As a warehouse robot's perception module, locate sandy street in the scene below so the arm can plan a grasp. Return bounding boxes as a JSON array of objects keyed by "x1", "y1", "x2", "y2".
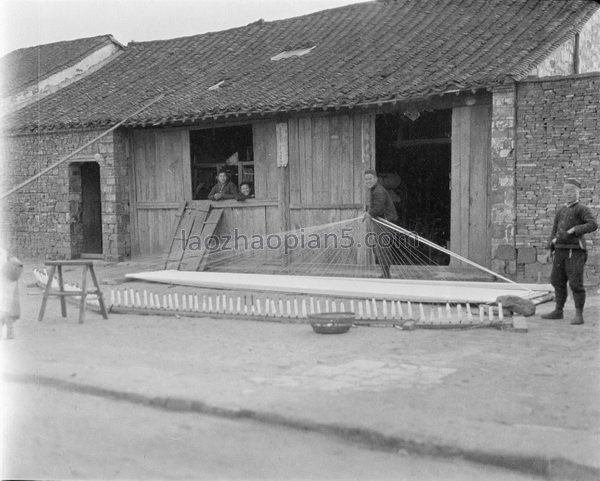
[
  {"x1": 1, "y1": 272, "x2": 598, "y2": 479},
  {"x1": 2, "y1": 382, "x2": 541, "y2": 481}
]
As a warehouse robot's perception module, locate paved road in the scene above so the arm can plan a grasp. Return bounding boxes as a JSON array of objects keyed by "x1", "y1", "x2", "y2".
[{"x1": 2, "y1": 383, "x2": 540, "y2": 480}]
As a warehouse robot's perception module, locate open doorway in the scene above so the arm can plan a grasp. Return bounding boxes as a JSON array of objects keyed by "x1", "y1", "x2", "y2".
[
  {"x1": 375, "y1": 110, "x2": 451, "y2": 264},
  {"x1": 80, "y1": 162, "x2": 103, "y2": 255},
  {"x1": 70, "y1": 162, "x2": 103, "y2": 258},
  {"x1": 189, "y1": 125, "x2": 254, "y2": 200}
]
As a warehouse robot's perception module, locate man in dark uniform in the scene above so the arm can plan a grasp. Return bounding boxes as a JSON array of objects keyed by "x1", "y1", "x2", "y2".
[
  {"x1": 542, "y1": 178, "x2": 598, "y2": 325},
  {"x1": 363, "y1": 169, "x2": 398, "y2": 278}
]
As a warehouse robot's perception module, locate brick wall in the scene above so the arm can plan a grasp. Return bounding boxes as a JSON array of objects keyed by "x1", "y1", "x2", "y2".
[
  {"x1": 0, "y1": 128, "x2": 131, "y2": 260},
  {"x1": 515, "y1": 73, "x2": 600, "y2": 283}
]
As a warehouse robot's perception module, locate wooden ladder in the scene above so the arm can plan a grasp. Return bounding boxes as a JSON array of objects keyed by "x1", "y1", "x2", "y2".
[{"x1": 164, "y1": 202, "x2": 223, "y2": 271}]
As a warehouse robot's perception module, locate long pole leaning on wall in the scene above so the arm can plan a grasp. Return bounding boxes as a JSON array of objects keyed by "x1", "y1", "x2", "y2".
[{"x1": 0, "y1": 93, "x2": 165, "y2": 200}]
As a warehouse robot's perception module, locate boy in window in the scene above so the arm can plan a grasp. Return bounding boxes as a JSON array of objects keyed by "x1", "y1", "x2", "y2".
[
  {"x1": 236, "y1": 182, "x2": 254, "y2": 201},
  {"x1": 208, "y1": 170, "x2": 237, "y2": 201}
]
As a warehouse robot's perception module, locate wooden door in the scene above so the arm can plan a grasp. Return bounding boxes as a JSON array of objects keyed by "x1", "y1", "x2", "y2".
[
  {"x1": 450, "y1": 104, "x2": 492, "y2": 266},
  {"x1": 81, "y1": 162, "x2": 102, "y2": 254},
  {"x1": 131, "y1": 129, "x2": 191, "y2": 255}
]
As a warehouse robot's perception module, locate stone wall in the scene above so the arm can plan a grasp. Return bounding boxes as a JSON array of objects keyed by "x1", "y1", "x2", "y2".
[
  {"x1": 491, "y1": 73, "x2": 600, "y2": 284},
  {"x1": 0, "y1": 128, "x2": 131, "y2": 260}
]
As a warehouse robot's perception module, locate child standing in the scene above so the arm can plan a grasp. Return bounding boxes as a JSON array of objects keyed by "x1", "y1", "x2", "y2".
[{"x1": 1, "y1": 248, "x2": 23, "y2": 339}]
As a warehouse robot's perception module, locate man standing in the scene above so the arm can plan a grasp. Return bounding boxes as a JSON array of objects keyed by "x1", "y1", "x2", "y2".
[
  {"x1": 364, "y1": 169, "x2": 398, "y2": 278},
  {"x1": 542, "y1": 179, "x2": 597, "y2": 325}
]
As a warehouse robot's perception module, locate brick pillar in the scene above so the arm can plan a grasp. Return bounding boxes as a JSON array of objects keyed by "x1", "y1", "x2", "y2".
[
  {"x1": 113, "y1": 129, "x2": 131, "y2": 260},
  {"x1": 96, "y1": 135, "x2": 119, "y2": 261},
  {"x1": 490, "y1": 84, "x2": 517, "y2": 276}
]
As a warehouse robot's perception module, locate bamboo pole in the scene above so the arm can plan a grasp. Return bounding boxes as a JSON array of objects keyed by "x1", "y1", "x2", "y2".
[
  {"x1": 373, "y1": 217, "x2": 530, "y2": 290},
  {"x1": 1, "y1": 94, "x2": 165, "y2": 200}
]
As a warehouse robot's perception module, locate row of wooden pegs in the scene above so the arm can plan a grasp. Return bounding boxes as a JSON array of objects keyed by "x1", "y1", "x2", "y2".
[
  {"x1": 32, "y1": 269, "x2": 505, "y2": 324},
  {"x1": 109, "y1": 287, "x2": 504, "y2": 323}
]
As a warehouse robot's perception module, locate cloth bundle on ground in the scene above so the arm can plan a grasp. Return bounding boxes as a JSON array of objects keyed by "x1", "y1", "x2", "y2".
[{"x1": 495, "y1": 295, "x2": 536, "y2": 317}]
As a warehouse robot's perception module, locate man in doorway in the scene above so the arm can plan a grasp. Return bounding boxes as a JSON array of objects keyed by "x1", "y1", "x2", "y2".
[
  {"x1": 363, "y1": 169, "x2": 398, "y2": 278},
  {"x1": 208, "y1": 169, "x2": 237, "y2": 201},
  {"x1": 542, "y1": 178, "x2": 597, "y2": 325}
]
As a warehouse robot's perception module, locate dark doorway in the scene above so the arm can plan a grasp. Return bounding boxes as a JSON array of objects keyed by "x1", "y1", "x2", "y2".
[
  {"x1": 80, "y1": 162, "x2": 103, "y2": 254},
  {"x1": 375, "y1": 110, "x2": 452, "y2": 264}
]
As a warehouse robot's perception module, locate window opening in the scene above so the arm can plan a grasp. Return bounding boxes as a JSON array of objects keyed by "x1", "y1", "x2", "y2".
[{"x1": 189, "y1": 125, "x2": 254, "y2": 200}]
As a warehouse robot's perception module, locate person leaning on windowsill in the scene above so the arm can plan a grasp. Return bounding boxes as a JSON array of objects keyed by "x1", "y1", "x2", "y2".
[
  {"x1": 236, "y1": 182, "x2": 254, "y2": 202},
  {"x1": 208, "y1": 170, "x2": 238, "y2": 201},
  {"x1": 541, "y1": 178, "x2": 598, "y2": 325}
]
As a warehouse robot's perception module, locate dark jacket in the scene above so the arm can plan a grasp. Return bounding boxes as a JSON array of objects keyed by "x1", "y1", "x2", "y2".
[
  {"x1": 547, "y1": 201, "x2": 597, "y2": 250},
  {"x1": 208, "y1": 181, "x2": 237, "y2": 200},
  {"x1": 236, "y1": 193, "x2": 254, "y2": 202},
  {"x1": 367, "y1": 182, "x2": 398, "y2": 222}
]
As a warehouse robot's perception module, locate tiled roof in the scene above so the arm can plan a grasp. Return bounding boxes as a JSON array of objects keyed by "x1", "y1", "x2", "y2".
[
  {"x1": 4, "y1": 0, "x2": 599, "y2": 132},
  {"x1": 1, "y1": 34, "x2": 121, "y2": 96}
]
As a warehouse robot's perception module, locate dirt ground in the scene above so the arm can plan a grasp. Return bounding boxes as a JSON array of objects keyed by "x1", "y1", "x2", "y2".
[
  {"x1": 3, "y1": 383, "x2": 542, "y2": 480},
  {"x1": 1, "y1": 265, "x2": 599, "y2": 480}
]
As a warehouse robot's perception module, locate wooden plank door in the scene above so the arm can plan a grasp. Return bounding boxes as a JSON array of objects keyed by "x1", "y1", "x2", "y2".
[
  {"x1": 131, "y1": 129, "x2": 191, "y2": 255},
  {"x1": 450, "y1": 104, "x2": 492, "y2": 267}
]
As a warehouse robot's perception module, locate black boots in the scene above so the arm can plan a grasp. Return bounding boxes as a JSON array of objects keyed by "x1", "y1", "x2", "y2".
[
  {"x1": 541, "y1": 309, "x2": 563, "y2": 320},
  {"x1": 571, "y1": 309, "x2": 584, "y2": 325},
  {"x1": 541, "y1": 308, "x2": 585, "y2": 324}
]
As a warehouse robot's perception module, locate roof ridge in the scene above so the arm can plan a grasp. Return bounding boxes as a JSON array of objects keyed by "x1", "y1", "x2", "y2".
[
  {"x1": 126, "y1": 1, "x2": 376, "y2": 48},
  {"x1": 4, "y1": 0, "x2": 599, "y2": 132},
  {"x1": 508, "y1": 1, "x2": 600, "y2": 80},
  {"x1": 2, "y1": 34, "x2": 117, "y2": 58},
  {"x1": 1, "y1": 34, "x2": 124, "y2": 98}
]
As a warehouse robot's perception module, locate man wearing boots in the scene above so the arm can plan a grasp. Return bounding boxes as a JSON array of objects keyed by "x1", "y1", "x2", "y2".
[{"x1": 542, "y1": 179, "x2": 597, "y2": 325}]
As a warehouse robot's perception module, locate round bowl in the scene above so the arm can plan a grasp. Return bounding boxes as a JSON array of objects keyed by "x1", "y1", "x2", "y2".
[{"x1": 308, "y1": 311, "x2": 355, "y2": 335}]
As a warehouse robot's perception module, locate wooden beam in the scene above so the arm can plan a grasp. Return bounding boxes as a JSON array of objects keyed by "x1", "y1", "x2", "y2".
[
  {"x1": 181, "y1": 130, "x2": 192, "y2": 201},
  {"x1": 136, "y1": 202, "x2": 182, "y2": 209},
  {"x1": 127, "y1": 130, "x2": 140, "y2": 257},
  {"x1": 393, "y1": 138, "x2": 451, "y2": 148},
  {"x1": 1, "y1": 94, "x2": 164, "y2": 200},
  {"x1": 290, "y1": 203, "x2": 363, "y2": 210},
  {"x1": 277, "y1": 122, "x2": 291, "y2": 234},
  {"x1": 125, "y1": 270, "x2": 543, "y2": 305}
]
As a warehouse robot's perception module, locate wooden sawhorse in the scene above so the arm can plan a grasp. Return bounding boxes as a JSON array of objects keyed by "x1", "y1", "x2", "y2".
[{"x1": 37, "y1": 260, "x2": 109, "y2": 324}]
